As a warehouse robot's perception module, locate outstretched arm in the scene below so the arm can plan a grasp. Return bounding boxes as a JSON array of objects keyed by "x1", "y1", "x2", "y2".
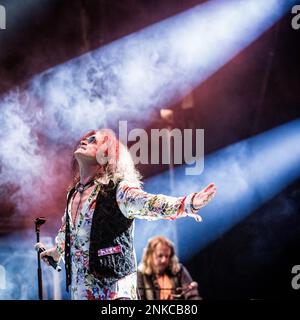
[{"x1": 116, "y1": 181, "x2": 216, "y2": 222}]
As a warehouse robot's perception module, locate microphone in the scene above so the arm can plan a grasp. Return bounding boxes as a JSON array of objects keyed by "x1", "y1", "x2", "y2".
[{"x1": 35, "y1": 243, "x2": 62, "y2": 272}]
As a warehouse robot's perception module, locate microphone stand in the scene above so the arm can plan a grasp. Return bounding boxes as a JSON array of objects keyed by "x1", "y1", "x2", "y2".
[{"x1": 35, "y1": 217, "x2": 46, "y2": 300}]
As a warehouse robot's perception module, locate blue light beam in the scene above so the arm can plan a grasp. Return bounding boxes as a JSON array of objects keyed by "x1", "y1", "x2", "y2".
[
  {"x1": 1, "y1": 0, "x2": 295, "y2": 141},
  {"x1": 135, "y1": 119, "x2": 300, "y2": 261}
]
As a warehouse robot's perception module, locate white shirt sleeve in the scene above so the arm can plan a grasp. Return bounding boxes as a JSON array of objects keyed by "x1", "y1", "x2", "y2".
[{"x1": 116, "y1": 180, "x2": 201, "y2": 221}]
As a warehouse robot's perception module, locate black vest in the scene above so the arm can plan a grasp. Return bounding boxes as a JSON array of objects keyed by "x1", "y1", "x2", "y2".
[{"x1": 64, "y1": 180, "x2": 136, "y2": 291}]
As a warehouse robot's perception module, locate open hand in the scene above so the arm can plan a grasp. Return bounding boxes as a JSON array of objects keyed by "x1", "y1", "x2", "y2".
[{"x1": 192, "y1": 183, "x2": 217, "y2": 221}]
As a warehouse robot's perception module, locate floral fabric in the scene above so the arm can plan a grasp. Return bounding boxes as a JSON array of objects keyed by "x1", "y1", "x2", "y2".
[{"x1": 55, "y1": 180, "x2": 200, "y2": 300}]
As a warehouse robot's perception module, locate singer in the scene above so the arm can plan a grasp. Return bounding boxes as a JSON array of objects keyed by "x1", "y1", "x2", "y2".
[
  {"x1": 39, "y1": 128, "x2": 216, "y2": 300},
  {"x1": 137, "y1": 236, "x2": 201, "y2": 300}
]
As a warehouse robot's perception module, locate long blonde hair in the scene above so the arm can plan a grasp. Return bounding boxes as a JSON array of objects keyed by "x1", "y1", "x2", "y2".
[
  {"x1": 139, "y1": 236, "x2": 181, "y2": 276},
  {"x1": 70, "y1": 128, "x2": 142, "y2": 189}
]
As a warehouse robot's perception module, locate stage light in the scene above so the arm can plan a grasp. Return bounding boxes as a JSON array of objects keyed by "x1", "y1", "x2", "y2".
[
  {"x1": 26, "y1": 0, "x2": 296, "y2": 139},
  {"x1": 1, "y1": 0, "x2": 296, "y2": 140},
  {"x1": 135, "y1": 119, "x2": 300, "y2": 261}
]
